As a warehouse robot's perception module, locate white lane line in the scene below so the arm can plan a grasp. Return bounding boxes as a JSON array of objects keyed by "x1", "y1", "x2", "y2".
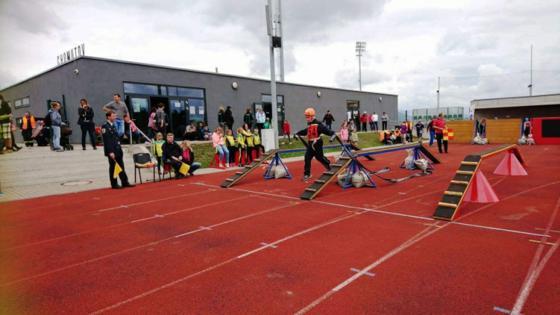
[
  {"x1": 350, "y1": 268, "x2": 375, "y2": 277},
  {"x1": 510, "y1": 196, "x2": 560, "y2": 315},
  {"x1": 535, "y1": 227, "x2": 560, "y2": 234},
  {"x1": 97, "y1": 189, "x2": 213, "y2": 212},
  {"x1": 450, "y1": 222, "x2": 550, "y2": 238},
  {"x1": 260, "y1": 242, "x2": 278, "y2": 249},
  {"x1": 2, "y1": 198, "x2": 295, "y2": 287},
  {"x1": 494, "y1": 306, "x2": 513, "y2": 314}
]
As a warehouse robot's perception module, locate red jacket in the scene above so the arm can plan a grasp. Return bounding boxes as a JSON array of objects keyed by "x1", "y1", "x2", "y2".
[
  {"x1": 283, "y1": 121, "x2": 291, "y2": 134},
  {"x1": 360, "y1": 114, "x2": 368, "y2": 123},
  {"x1": 432, "y1": 118, "x2": 446, "y2": 134}
]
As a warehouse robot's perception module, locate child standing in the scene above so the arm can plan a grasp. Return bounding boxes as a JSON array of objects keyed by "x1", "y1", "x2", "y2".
[
  {"x1": 282, "y1": 120, "x2": 292, "y2": 144},
  {"x1": 236, "y1": 127, "x2": 247, "y2": 166},
  {"x1": 152, "y1": 132, "x2": 165, "y2": 174},
  {"x1": 241, "y1": 123, "x2": 254, "y2": 162},
  {"x1": 339, "y1": 120, "x2": 349, "y2": 143},
  {"x1": 180, "y1": 140, "x2": 201, "y2": 175},
  {"x1": 253, "y1": 128, "x2": 264, "y2": 158},
  {"x1": 211, "y1": 127, "x2": 230, "y2": 168}
]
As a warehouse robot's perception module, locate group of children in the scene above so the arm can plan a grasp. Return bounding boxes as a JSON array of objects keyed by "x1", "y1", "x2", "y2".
[
  {"x1": 152, "y1": 132, "x2": 201, "y2": 178},
  {"x1": 212, "y1": 125, "x2": 265, "y2": 168}
]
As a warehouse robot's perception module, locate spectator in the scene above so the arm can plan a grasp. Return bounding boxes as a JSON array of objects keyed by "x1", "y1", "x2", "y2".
[
  {"x1": 147, "y1": 107, "x2": 158, "y2": 139},
  {"x1": 224, "y1": 106, "x2": 234, "y2": 130},
  {"x1": 253, "y1": 128, "x2": 264, "y2": 158},
  {"x1": 393, "y1": 126, "x2": 402, "y2": 144},
  {"x1": 103, "y1": 94, "x2": 128, "y2": 137},
  {"x1": 432, "y1": 113, "x2": 447, "y2": 153},
  {"x1": 217, "y1": 106, "x2": 225, "y2": 128},
  {"x1": 255, "y1": 108, "x2": 266, "y2": 135},
  {"x1": 371, "y1": 112, "x2": 379, "y2": 131},
  {"x1": 406, "y1": 120, "x2": 413, "y2": 142},
  {"x1": 354, "y1": 111, "x2": 361, "y2": 131},
  {"x1": 78, "y1": 99, "x2": 96, "y2": 150},
  {"x1": 0, "y1": 94, "x2": 13, "y2": 153},
  {"x1": 263, "y1": 117, "x2": 271, "y2": 129},
  {"x1": 478, "y1": 118, "x2": 487, "y2": 138},
  {"x1": 155, "y1": 103, "x2": 167, "y2": 134},
  {"x1": 415, "y1": 121, "x2": 425, "y2": 139},
  {"x1": 241, "y1": 123, "x2": 254, "y2": 163},
  {"x1": 236, "y1": 127, "x2": 248, "y2": 166},
  {"x1": 183, "y1": 122, "x2": 198, "y2": 141},
  {"x1": 339, "y1": 120, "x2": 349, "y2": 143},
  {"x1": 21, "y1": 111, "x2": 36, "y2": 147},
  {"x1": 243, "y1": 108, "x2": 254, "y2": 128},
  {"x1": 427, "y1": 119, "x2": 435, "y2": 146},
  {"x1": 225, "y1": 129, "x2": 237, "y2": 165},
  {"x1": 10, "y1": 119, "x2": 21, "y2": 151},
  {"x1": 322, "y1": 110, "x2": 335, "y2": 130},
  {"x1": 179, "y1": 140, "x2": 201, "y2": 175},
  {"x1": 200, "y1": 122, "x2": 210, "y2": 140},
  {"x1": 367, "y1": 112, "x2": 374, "y2": 131},
  {"x1": 400, "y1": 122, "x2": 409, "y2": 143},
  {"x1": 123, "y1": 114, "x2": 141, "y2": 143},
  {"x1": 360, "y1": 111, "x2": 369, "y2": 131},
  {"x1": 49, "y1": 101, "x2": 64, "y2": 152},
  {"x1": 212, "y1": 127, "x2": 229, "y2": 168},
  {"x1": 381, "y1": 112, "x2": 389, "y2": 130},
  {"x1": 282, "y1": 120, "x2": 292, "y2": 144},
  {"x1": 152, "y1": 132, "x2": 165, "y2": 175},
  {"x1": 348, "y1": 119, "x2": 356, "y2": 134},
  {"x1": 162, "y1": 133, "x2": 185, "y2": 179}
]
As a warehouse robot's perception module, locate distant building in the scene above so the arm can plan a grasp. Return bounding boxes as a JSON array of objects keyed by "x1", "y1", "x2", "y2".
[
  {"x1": 471, "y1": 94, "x2": 560, "y2": 119},
  {"x1": 411, "y1": 106, "x2": 466, "y2": 122},
  {"x1": 0, "y1": 56, "x2": 398, "y2": 143}
]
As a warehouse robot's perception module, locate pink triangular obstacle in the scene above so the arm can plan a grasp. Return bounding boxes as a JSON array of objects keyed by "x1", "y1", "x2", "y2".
[
  {"x1": 464, "y1": 170, "x2": 499, "y2": 203},
  {"x1": 494, "y1": 151, "x2": 528, "y2": 176}
]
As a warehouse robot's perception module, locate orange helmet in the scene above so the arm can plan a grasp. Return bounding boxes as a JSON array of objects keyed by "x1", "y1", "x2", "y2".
[{"x1": 304, "y1": 107, "x2": 316, "y2": 117}]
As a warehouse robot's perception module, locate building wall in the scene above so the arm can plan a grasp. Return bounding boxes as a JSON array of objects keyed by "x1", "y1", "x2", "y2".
[
  {"x1": 474, "y1": 105, "x2": 560, "y2": 120},
  {"x1": 1, "y1": 57, "x2": 398, "y2": 143}
]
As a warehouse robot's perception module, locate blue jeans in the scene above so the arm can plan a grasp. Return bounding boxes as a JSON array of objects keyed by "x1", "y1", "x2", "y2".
[
  {"x1": 51, "y1": 125, "x2": 61, "y2": 150},
  {"x1": 429, "y1": 129, "x2": 435, "y2": 146},
  {"x1": 216, "y1": 145, "x2": 229, "y2": 163},
  {"x1": 115, "y1": 118, "x2": 125, "y2": 137}
]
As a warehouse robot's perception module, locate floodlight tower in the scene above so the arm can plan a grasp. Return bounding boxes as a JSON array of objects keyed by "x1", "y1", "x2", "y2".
[
  {"x1": 355, "y1": 41, "x2": 366, "y2": 91},
  {"x1": 528, "y1": 44, "x2": 533, "y2": 96},
  {"x1": 265, "y1": 0, "x2": 282, "y2": 149}
]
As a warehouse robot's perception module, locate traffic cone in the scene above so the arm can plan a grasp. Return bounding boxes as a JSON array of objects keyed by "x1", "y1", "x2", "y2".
[
  {"x1": 494, "y1": 151, "x2": 528, "y2": 176},
  {"x1": 464, "y1": 170, "x2": 499, "y2": 203}
]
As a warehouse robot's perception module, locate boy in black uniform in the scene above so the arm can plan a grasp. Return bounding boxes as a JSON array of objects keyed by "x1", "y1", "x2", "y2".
[
  {"x1": 102, "y1": 111, "x2": 134, "y2": 189},
  {"x1": 297, "y1": 107, "x2": 336, "y2": 181},
  {"x1": 162, "y1": 133, "x2": 185, "y2": 179}
]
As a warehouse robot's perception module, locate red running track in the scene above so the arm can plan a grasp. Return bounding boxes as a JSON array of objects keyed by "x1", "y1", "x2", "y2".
[{"x1": 0, "y1": 144, "x2": 559, "y2": 314}]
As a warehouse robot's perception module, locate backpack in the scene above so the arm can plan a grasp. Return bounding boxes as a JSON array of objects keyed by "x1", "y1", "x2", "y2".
[
  {"x1": 43, "y1": 111, "x2": 52, "y2": 127},
  {"x1": 156, "y1": 110, "x2": 166, "y2": 127}
]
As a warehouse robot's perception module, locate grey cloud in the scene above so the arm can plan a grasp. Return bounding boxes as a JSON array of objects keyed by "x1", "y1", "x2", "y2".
[{"x1": 0, "y1": 0, "x2": 69, "y2": 35}]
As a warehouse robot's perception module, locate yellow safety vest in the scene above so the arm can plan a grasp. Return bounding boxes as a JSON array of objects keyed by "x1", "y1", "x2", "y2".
[
  {"x1": 253, "y1": 134, "x2": 261, "y2": 145},
  {"x1": 226, "y1": 135, "x2": 236, "y2": 146},
  {"x1": 236, "y1": 134, "x2": 246, "y2": 147}
]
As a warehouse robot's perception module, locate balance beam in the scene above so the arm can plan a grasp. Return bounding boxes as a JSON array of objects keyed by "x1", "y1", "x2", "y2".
[{"x1": 433, "y1": 144, "x2": 525, "y2": 221}]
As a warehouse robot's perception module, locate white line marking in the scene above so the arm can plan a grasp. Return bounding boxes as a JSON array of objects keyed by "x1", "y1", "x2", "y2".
[
  {"x1": 535, "y1": 227, "x2": 560, "y2": 234},
  {"x1": 97, "y1": 189, "x2": 212, "y2": 213},
  {"x1": 350, "y1": 268, "x2": 375, "y2": 277},
  {"x1": 510, "y1": 196, "x2": 560, "y2": 315},
  {"x1": 199, "y1": 226, "x2": 212, "y2": 231},
  {"x1": 494, "y1": 306, "x2": 512, "y2": 314},
  {"x1": 260, "y1": 242, "x2": 278, "y2": 249}
]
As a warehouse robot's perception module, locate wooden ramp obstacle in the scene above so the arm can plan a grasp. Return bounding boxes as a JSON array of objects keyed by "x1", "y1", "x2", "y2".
[
  {"x1": 221, "y1": 150, "x2": 278, "y2": 188},
  {"x1": 301, "y1": 142, "x2": 440, "y2": 200},
  {"x1": 433, "y1": 144, "x2": 525, "y2": 221}
]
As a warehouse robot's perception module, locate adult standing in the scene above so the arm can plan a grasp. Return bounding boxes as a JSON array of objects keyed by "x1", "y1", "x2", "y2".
[
  {"x1": 243, "y1": 108, "x2": 254, "y2": 129},
  {"x1": 415, "y1": 120, "x2": 424, "y2": 139},
  {"x1": 367, "y1": 112, "x2": 374, "y2": 131},
  {"x1": 381, "y1": 112, "x2": 389, "y2": 130},
  {"x1": 147, "y1": 107, "x2": 158, "y2": 139},
  {"x1": 78, "y1": 99, "x2": 97, "y2": 150},
  {"x1": 0, "y1": 94, "x2": 13, "y2": 153},
  {"x1": 102, "y1": 111, "x2": 134, "y2": 189},
  {"x1": 155, "y1": 103, "x2": 167, "y2": 134},
  {"x1": 371, "y1": 112, "x2": 379, "y2": 131},
  {"x1": 432, "y1": 113, "x2": 447, "y2": 153},
  {"x1": 217, "y1": 106, "x2": 225, "y2": 128},
  {"x1": 322, "y1": 110, "x2": 335, "y2": 130},
  {"x1": 49, "y1": 101, "x2": 64, "y2": 152},
  {"x1": 21, "y1": 111, "x2": 36, "y2": 147},
  {"x1": 255, "y1": 108, "x2": 266, "y2": 135},
  {"x1": 224, "y1": 106, "x2": 234, "y2": 130},
  {"x1": 427, "y1": 119, "x2": 435, "y2": 146},
  {"x1": 360, "y1": 111, "x2": 369, "y2": 131},
  {"x1": 103, "y1": 94, "x2": 129, "y2": 137}
]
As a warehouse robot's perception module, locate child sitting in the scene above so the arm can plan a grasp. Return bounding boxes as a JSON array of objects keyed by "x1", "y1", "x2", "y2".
[
  {"x1": 225, "y1": 129, "x2": 237, "y2": 165},
  {"x1": 211, "y1": 127, "x2": 229, "y2": 168},
  {"x1": 152, "y1": 132, "x2": 165, "y2": 174},
  {"x1": 180, "y1": 140, "x2": 201, "y2": 175}
]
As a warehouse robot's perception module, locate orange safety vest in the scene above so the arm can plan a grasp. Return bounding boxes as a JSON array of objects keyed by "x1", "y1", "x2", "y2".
[
  {"x1": 307, "y1": 124, "x2": 319, "y2": 140},
  {"x1": 22, "y1": 115, "x2": 36, "y2": 130}
]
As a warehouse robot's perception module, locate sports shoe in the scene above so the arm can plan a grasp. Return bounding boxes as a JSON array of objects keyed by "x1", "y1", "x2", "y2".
[
  {"x1": 303, "y1": 175, "x2": 312, "y2": 182},
  {"x1": 226, "y1": 163, "x2": 230, "y2": 168}
]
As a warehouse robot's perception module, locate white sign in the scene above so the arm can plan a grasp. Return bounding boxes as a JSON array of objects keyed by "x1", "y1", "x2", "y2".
[{"x1": 57, "y1": 43, "x2": 85, "y2": 65}]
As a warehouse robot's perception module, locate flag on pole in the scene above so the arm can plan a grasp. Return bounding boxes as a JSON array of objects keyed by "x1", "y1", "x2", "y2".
[
  {"x1": 113, "y1": 162, "x2": 123, "y2": 179},
  {"x1": 179, "y1": 163, "x2": 190, "y2": 176}
]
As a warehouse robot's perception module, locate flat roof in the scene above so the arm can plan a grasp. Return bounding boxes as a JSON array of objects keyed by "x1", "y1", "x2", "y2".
[
  {"x1": 471, "y1": 93, "x2": 560, "y2": 109},
  {"x1": 1, "y1": 56, "x2": 397, "y2": 97}
]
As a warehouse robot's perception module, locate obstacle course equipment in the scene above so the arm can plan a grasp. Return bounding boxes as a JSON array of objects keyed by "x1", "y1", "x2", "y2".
[
  {"x1": 433, "y1": 144, "x2": 526, "y2": 221},
  {"x1": 301, "y1": 142, "x2": 440, "y2": 200},
  {"x1": 221, "y1": 150, "x2": 278, "y2": 188}
]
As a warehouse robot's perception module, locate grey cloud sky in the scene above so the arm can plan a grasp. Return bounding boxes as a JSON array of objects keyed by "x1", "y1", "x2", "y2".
[{"x1": 0, "y1": 0, "x2": 559, "y2": 111}]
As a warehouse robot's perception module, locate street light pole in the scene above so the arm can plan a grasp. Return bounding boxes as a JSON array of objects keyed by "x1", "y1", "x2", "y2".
[
  {"x1": 436, "y1": 76, "x2": 440, "y2": 111},
  {"x1": 266, "y1": 0, "x2": 279, "y2": 149},
  {"x1": 355, "y1": 41, "x2": 366, "y2": 91}
]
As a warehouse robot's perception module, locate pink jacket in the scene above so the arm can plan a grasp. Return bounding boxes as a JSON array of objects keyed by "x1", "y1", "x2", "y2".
[{"x1": 212, "y1": 132, "x2": 225, "y2": 147}]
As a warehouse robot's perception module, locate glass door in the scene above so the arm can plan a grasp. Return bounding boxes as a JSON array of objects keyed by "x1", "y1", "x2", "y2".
[
  {"x1": 169, "y1": 99, "x2": 187, "y2": 137},
  {"x1": 127, "y1": 96, "x2": 149, "y2": 133}
]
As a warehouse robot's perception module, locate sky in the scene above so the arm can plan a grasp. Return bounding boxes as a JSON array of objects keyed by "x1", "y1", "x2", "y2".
[{"x1": 0, "y1": 0, "x2": 559, "y2": 110}]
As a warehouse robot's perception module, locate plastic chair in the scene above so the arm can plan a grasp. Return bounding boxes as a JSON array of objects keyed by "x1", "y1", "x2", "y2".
[{"x1": 133, "y1": 153, "x2": 158, "y2": 184}]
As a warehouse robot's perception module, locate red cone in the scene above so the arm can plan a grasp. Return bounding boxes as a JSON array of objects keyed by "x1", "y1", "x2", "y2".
[
  {"x1": 464, "y1": 170, "x2": 499, "y2": 203},
  {"x1": 494, "y1": 151, "x2": 528, "y2": 176}
]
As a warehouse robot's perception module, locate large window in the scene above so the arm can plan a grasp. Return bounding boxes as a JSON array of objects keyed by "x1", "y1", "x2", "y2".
[
  {"x1": 14, "y1": 97, "x2": 30, "y2": 109},
  {"x1": 187, "y1": 98, "x2": 205, "y2": 122},
  {"x1": 124, "y1": 83, "x2": 158, "y2": 95},
  {"x1": 178, "y1": 87, "x2": 204, "y2": 98}
]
